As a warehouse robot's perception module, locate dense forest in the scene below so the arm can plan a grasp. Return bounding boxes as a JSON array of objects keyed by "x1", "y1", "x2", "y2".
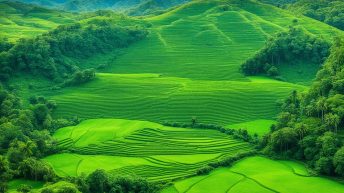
[
  {"x1": 241, "y1": 27, "x2": 330, "y2": 78},
  {"x1": 263, "y1": 38, "x2": 344, "y2": 176},
  {"x1": 288, "y1": 0, "x2": 344, "y2": 31},
  {"x1": 0, "y1": 12, "x2": 148, "y2": 82}
]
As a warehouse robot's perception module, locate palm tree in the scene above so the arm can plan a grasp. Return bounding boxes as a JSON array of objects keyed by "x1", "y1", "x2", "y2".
[
  {"x1": 316, "y1": 97, "x2": 327, "y2": 123},
  {"x1": 325, "y1": 113, "x2": 341, "y2": 133}
]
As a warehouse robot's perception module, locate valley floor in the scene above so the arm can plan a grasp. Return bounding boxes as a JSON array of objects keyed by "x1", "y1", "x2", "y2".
[{"x1": 161, "y1": 156, "x2": 344, "y2": 193}]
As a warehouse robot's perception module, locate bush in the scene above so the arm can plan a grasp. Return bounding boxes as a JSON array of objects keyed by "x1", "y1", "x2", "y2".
[
  {"x1": 17, "y1": 184, "x2": 32, "y2": 193},
  {"x1": 196, "y1": 166, "x2": 214, "y2": 175}
]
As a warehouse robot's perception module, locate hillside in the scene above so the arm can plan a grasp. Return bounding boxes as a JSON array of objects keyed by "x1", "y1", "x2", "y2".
[
  {"x1": 288, "y1": 0, "x2": 344, "y2": 30},
  {"x1": 24, "y1": 0, "x2": 342, "y2": 127},
  {"x1": 8, "y1": 0, "x2": 190, "y2": 13},
  {"x1": 0, "y1": 1, "x2": 76, "y2": 41},
  {"x1": 2, "y1": 0, "x2": 344, "y2": 192}
]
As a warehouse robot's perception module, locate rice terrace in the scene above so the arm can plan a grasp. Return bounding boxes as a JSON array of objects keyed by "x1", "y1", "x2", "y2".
[{"x1": 1, "y1": 0, "x2": 344, "y2": 193}]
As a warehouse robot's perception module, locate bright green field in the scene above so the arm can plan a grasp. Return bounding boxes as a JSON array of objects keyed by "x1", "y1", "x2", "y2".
[
  {"x1": 227, "y1": 119, "x2": 276, "y2": 137},
  {"x1": 161, "y1": 156, "x2": 344, "y2": 193},
  {"x1": 45, "y1": 74, "x2": 305, "y2": 126},
  {"x1": 43, "y1": 119, "x2": 253, "y2": 181},
  {"x1": 32, "y1": 0, "x2": 343, "y2": 127},
  {"x1": 0, "y1": 1, "x2": 76, "y2": 41}
]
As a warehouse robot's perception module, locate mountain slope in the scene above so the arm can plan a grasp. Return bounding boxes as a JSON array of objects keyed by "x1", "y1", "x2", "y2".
[
  {"x1": 0, "y1": 1, "x2": 76, "y2": 41},
  {"x1": 23, "y1": 0, "x2": 343, "y2": 128},
  {"x1": 8, "y1": 0, "x2": 190, "y2": 13}
]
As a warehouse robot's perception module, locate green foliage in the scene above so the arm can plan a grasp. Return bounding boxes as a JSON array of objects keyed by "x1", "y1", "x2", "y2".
[
  {"x1": 62, "y1": 69, "x2": 96, "y2": 87},
  {"x1": 288, "y1": 0, "x2": 344, "y2": 30},
  {"x1": 18, "y1": 158, "x2": 56, "y2": 181},
  {"x1": 264, "y1": 38, "x2": 344, "y2": 176},
  {"x1": 196, "y1": 166, "x2": 214, "y2": 175},
  {"x1": 0, "y1": 15, "x2": 147, "y2": 81},
  {"x1": 334, "y1": 147, "x2": 344, "y2": 176},
  {"x1": 15, "y1": 0, "x2": 190, "y2": 14},
  {"x1": 0, "y1": 1, "x2": 76, "y2": 42},
  {"x1": 85, "y1": 169, "x2": 158, "y2": 193},
  {"x1": 241, "y1": 27, "x2": 330, "y2": 78},
  {"x1": 17, "y1": 184, "x2": 32, "y2": 193}
]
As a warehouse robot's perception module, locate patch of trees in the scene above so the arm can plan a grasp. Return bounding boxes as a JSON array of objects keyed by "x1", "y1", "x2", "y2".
[
  {"x1": 0, "y1": 87, "x2": 78, "y2": 192},
  {"x1": 68, "y1": 170, "x2": 161, "y2": 193},
  {"x1": 288, "y1": 0, "x2": 344, "y2": 31},
  {"x1": 0, "y1": 39, "x2": 14, "y2": 53},
  {"x1": 0, "y1": 16, "x2": 148, "y2": 81},
  {"x1": 62, "y1": 69, "x2": 96, "y2": 87},
  {"x1": 241, "y1": 27, "x2": 330, "y2": 78},
  {"x1": 262, "y1": 38, "x2": 344, "y2": 177}
]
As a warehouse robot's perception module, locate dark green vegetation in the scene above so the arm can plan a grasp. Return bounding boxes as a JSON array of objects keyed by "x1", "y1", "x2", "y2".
[
  {"x1": 264, "y1": 38, "x2": 344, "y2": 177},
  {"x1": 0, "y1": 86, "x2": 64, "y2": 192},
  {"x1": 0, "y1": 11, "x2": 148, "y2": 81},
  {"x1": 1, "y1": 0, "x2": 344, "y2": 192},
  {"x1": 8, "y1": 0, "x2": 190, "y2": 15},
  {"x1": 241, "y1": 27, "x2": 330, "y2": 83},
  {"x1": 288, "y1": 0, "x2": 344, "y2": 31}
]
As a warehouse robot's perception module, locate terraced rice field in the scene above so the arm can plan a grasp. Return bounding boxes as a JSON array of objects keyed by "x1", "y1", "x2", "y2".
[
  {"x1": 47, "y1": 75, "x2": 304, "y2": 126},
  {"x1": 161, "y1": 156, "x2": 344, "y2": 193},
  {"x1": 227, "y1": 119, "x2": 276, "y2": 137},
  {"x1": 43, "y1": 119, "x2": 253, "y2": 181},
  {"x1": 40, "y1": 0, "x2": 342, "y2": 128},
  {"x1": 0, "y1": 1, "x2": 75, "y2": 41}
]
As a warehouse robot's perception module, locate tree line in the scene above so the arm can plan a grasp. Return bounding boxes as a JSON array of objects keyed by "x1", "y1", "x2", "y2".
[
  {"x1": 262, "y1": 38, "x2": 344, "y2": 177},
  {"x1": 0, "y1": 14, "x2": 148, "y2": 82},
  {"x1": 241, "y1": 26, "x2": 330, "y2": 78},
  {"x1": 288, "y1": 0, "x2": 344, "y2": 31},
  {"x1": 0, "y1": 86, "x2": 82, "y2": 192}
]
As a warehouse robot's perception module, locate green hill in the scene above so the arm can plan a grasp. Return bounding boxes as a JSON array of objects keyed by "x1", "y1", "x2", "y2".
[
  {"x1": 27, "y1": 0, "x2": 342, "y2": 127},
  {"x1": 8, "y1": 0, "x2": 190, "y2": 13},
  {"x1": 0, "y1": 1, "x2": 76, "y2": 41}
]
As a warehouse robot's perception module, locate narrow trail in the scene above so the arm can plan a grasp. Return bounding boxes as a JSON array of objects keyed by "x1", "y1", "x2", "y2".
[
  {"x1": 230, "y1": 171, "x2": 280, "y2": 193},
  {"x1": 225, "y1": 177, "x2": 246, "y2": 193}
]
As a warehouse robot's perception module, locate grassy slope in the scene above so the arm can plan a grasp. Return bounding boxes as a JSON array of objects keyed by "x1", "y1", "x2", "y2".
[
  {"x1": 227, "y1": 119, "x2": 276, "y2": 136},
  {"x1": 0, "y1": 1, "x2": 76, "y2": 42},
  {"x1": 47, "y1": 74, "x2": 304, "y2": 126},
  {"x1": 31, "y1": 0, "x2": 344, "y2": 129},
  {"x1": 161, "y1": 156, "x2": 344, "y2": 193},
  {"x1": 43, "y1": 119, "x2": 252, "y2": 181}
]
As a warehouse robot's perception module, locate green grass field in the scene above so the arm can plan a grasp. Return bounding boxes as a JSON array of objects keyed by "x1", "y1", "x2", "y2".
[
  {"x1": 161, "y1": 156, "x2": 344, "y2": 193},
  {"x1": 28, "y1": 0, "x2": 342, "y2": 128},
  {"x1": 227, "y1": 119, "x2": 276, "y2": 136},
  {"x1": 43, "y1": 119, "x2": 252, "y2": 181},
  {"x1": 43, "y1": 74, "x2": 305, "y2": 126},
  {"x1": 0, "y1": 1, "x2": 76, "y2": 41}
]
